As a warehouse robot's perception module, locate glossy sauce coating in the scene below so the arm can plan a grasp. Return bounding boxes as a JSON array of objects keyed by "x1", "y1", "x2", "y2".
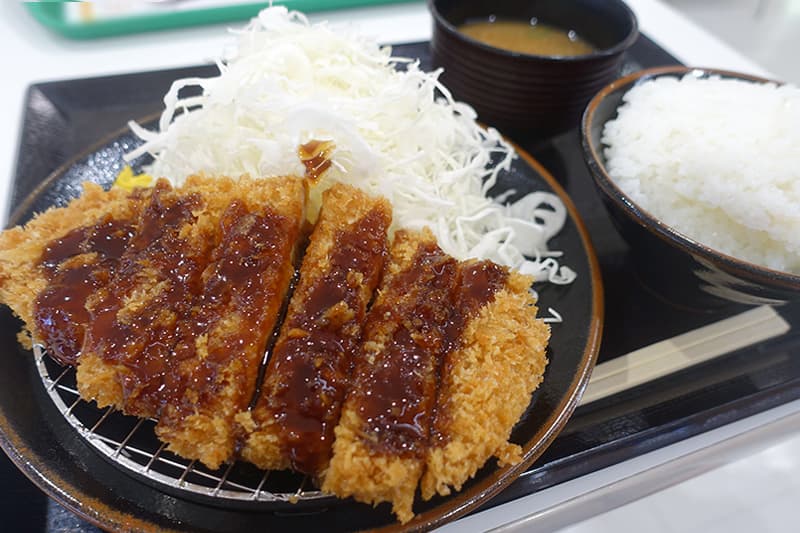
[
  {"x1": 352, "y1": 241, "x2": 458, "y2": 458},
  {"x1": 444, "y1": 261, "x2": 509, "y2": 351},
  {"x1": 298, "y1": 140, "x2": 335, "y2": 182},
  {"x1": 162, "y1": 201, "x2": 294, "y2": 423},
  {"x1": 267, "y1": 207, "x2": 389, "y2": 474},
  {"x1": 84, "y1": 182, "x2": 204, "y2": 417},
  {"x1": 34, "y1": 217, "x2": 135, "y2": 365},
  {"x1": 458, "y1": 262, "x2": 508, "y2": 313},
  {"x1": 352, "y1": 250, "x2": 509, "y2": 457}
]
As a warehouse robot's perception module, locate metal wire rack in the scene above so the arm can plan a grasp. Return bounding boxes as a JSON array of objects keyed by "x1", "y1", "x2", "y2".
[{"x1": 33, "y1": 344, "x2": 335, "y2": 509}]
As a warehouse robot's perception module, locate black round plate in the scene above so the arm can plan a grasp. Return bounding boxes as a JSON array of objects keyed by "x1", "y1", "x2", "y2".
[{"x1": 0, "y1": 129, "x2": 602, "y2": 532}]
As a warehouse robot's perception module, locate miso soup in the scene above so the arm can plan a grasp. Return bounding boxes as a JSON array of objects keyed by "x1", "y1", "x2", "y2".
[{"x1": 459, "y1": 19, "x2": 595, "y2": 56}]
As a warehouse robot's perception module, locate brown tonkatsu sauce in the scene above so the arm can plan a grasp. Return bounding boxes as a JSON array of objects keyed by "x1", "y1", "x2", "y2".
[
  {"x1": 298, "y1": 140, "x2": 335, "y2": 182},
  {"x1": 352, "y1": 241, "x2": 459, "y2": 458},
  {"x1": 268, "y1": 207, "x2": 389, "y2": 474},
  {"x1": 457, "y1": 261, "x2": 509, "y2": 316},
  {"x1": 442, "y1": 261, "x2": 509, "y2": 358},
  {"x1": 34, "y1": 217, "x2": 136, "y2": 365},
  {"x1": 84, "y1": 182, "x2": 205, "y2": 417},
  {"x1": 352, "y1": 252, "x2": 508, "y2": 457},
  {"x1": 161, "y1": 201, "x2": 293, "y2": 423},
  {"x1": 430, "y1": 261, "x2": 508, "y2": 448}
]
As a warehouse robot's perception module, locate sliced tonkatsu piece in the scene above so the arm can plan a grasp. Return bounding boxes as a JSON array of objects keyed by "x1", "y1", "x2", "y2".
[
  {"x1": 156, "y1": 176, "x2": 307, "y2": 470},
  {"x1": 240, "y1": 183, "x2": 391, "y2": 476},
  {"x1": 77, "y1": 177, "x2": 230, "y2": 418},
  {"x1": 420, "y1": 264, "x2": 549, "y2": 500},
  {"x1": 323, "y1": 229, "x2": 458, "y2": 524},
  {"x1": 0, "y1": 183, "x2": 148, "y2": 365}
]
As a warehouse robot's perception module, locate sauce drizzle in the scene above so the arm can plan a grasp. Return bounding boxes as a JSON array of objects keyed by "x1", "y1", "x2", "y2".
[
  {"x1": 298, "y1": 140, "x2": 335, "y2": 182},
  {"x1": 160, "y1": 201, "x2": 295, "y2": 428},
  {"x1": 34, "y1": 217, "x2": 135, "y2": 366},
  {"x1": 351, "y1": 247, "x2": 509, "y2": 457},
  {"x1": 430, "y1": 260, "x2": 508, "y2": 448},
  {"x1": 268, "y1": 206, "x2": 389, "y2": 474},
  {"x1": 351, "y1": 240, "x2": 458, "y2": 458},
  {"x1": 83, "y1": 182, "x2": 204, "y2": 417}
]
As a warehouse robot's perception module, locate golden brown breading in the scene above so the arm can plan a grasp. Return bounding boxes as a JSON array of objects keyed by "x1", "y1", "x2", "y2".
[
  {"x1": 240, "y1": 183, "x2": 391, "y2": 476},
  {"x1": 0, "y1": 183, "x2": 147, "y2": 365},
  {"x1": 323, "y1": 229, "x2": 458, "y2": 524},
  {"x1": 155, "y1": 175, "x2": 307, "y2": 470},
  {"x1": 0, "y1": 172, "x2": 552, "y2": 515},
  {"x1": 420, "y1": 269, "x2": 549, "y2": 500}
]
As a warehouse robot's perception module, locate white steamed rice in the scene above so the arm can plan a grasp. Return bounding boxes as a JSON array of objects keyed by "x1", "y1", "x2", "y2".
[{"x1": 602, "y1": 73, "x2": 800, "y2": 275}]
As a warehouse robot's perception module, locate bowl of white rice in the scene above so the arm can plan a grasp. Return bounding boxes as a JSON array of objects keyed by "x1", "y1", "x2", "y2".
[{"x1": 581, "y1": 66, "x2": 800, "y2": 308}]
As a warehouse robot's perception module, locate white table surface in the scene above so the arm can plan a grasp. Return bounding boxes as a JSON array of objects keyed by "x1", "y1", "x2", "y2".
[{"x1": 0, "y1": 1, "x2": 792, "y2": 531}]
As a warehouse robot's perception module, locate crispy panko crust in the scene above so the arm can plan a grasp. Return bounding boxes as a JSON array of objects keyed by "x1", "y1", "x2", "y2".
[
  {"x1": 420, "y1": 270, "x2": 549, "y2": 500},
  {"x1": 0, "y1": 183, "x2": 143, "y2": 345},
  {"x1": 241, "y1": 183, "x2": 390, "y2": 475},
  {"x1": 157, "y1": 175, "x2": 306, "y2": 469},
  {"x1": 323, "y1": 229, "x2": 451, "y2": 524},
  {"x1": 323, "y1": 407, "x2": 422, "y2": 523},
  {"x1": 0, "y1": 175, "x2": 552, "y2": 519}
]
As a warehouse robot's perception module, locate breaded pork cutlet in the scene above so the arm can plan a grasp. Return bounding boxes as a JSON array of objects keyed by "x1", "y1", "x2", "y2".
[
  {"x1": 323, "y1": 229, "x2": 458, "y2": 524},
  {"x1": 0, "y1": 183, "x2": 148, "y2": 365},
  {"x1": 240, "y1": 183, "x2": 391, "y2": 476},
  {"x1": 77, "y1": 176, "x2": 235, "y2": 419},
  {"x1": 156, "y1": 175, "x2": 306, "y2": 470},
  {"x1": 420, "y1": 264, "x2": 549, "y2": 500},
  {"x1": 324, "y1": 231, "x2": 550, "y2": 522}
]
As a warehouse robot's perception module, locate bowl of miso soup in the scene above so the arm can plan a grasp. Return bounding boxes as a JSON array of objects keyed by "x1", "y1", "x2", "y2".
[{"x1": 428, "y1": 0, "x2": 638, "y2": 136}]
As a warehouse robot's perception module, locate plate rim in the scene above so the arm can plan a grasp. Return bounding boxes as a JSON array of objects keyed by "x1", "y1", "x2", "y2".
[{"x1": 0, "y1": 119, "x2": 604, "y2": 532}]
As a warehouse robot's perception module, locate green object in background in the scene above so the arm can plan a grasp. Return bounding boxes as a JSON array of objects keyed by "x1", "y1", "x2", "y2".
[{"x1": 25, "y1": 0, "x2": 420, "y2": 40}]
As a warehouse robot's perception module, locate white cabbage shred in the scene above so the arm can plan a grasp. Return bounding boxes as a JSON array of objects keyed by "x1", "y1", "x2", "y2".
[{"x1": 126, "y1": 6, "x2": 575, "y2": 284}]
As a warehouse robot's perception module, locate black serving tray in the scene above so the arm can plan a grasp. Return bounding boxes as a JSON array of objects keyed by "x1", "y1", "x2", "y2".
[{"x1": 5, "y1": 36, "x2": 800, "y2": 532}]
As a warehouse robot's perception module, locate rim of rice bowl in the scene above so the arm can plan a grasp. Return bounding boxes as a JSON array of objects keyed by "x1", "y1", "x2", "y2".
[{"x1": 582, "y1": 66, "x2": 800, "y2": 288}]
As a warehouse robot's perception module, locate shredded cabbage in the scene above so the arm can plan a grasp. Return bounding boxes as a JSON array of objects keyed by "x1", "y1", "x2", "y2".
[{"x1": 126, "y1": 6, "x2": 576, "y2": 284}]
